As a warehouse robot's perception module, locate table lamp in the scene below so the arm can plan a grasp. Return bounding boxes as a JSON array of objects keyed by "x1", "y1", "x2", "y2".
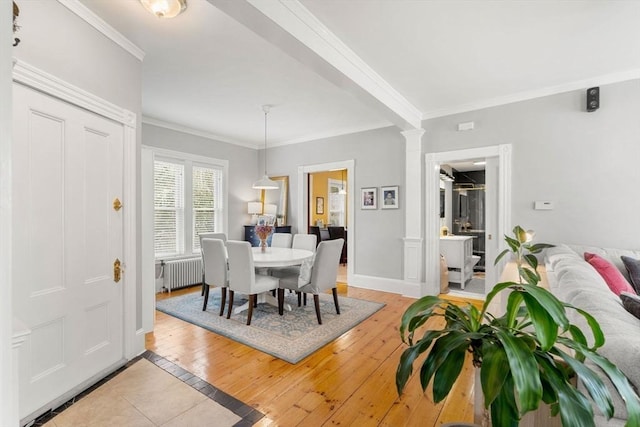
[{"x1": 248, "y1": 202, "x2": 262, "y2": 225}]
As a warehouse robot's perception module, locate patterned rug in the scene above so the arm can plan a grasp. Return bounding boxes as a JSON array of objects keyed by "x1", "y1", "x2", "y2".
[{"x1": 156, "y1": 289, "x2": 385, "y2": 364}]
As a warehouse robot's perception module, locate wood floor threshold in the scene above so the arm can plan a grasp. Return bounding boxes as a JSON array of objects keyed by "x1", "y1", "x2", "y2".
[{"x1": 149, "y1": 285, "x2": 483, "y2": 426}]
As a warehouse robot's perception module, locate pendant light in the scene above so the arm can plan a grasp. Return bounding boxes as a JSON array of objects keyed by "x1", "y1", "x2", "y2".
[
  {"x1": 252, "y1": 105, "x2": 279, "y2": 190},
  {"x1": 338, "y1": 169, "x2": 347, "y2": 195}
]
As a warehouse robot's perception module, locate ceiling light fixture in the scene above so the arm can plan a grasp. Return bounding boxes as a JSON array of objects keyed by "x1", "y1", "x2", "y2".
[
  {"x1": 338, "y1": 169, "x2": 347, "y2": 195},
  {"x1": 140, "y1": 0, "x2": 187, "y2": 19},
  {"x1": 252, "y1": 105, "x2": 279, "y2": 190},
  {"x1": 439, "y1": 169, "x2": 454, "y2": 182}
]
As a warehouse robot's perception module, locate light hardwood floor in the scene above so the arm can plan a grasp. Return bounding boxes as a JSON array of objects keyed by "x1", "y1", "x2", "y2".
[{"x1": 148, "y1": 285, "x2": 483, "y2": 426}]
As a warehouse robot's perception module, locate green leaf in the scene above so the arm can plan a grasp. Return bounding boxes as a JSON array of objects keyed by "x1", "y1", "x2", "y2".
[
  {"x1": 505, "y1": 290, "x2": 525, "y2": 329},
  {"x1": 490, "y1": 374, "x2": 520, "y2": 427},
  {"x1": 433, "y1": 340, "x2": 467, "y2": 402},
  {"x1": 495, "y1": 329, "x2": 542, "y2": 413},
  {"x1": 481, "y1": 281, "x2": 518, "y2": 319},
  {"x1": 528, "y1": 243, "x2": 555, "y2": 253},
  {"x1": 522, "y1": 293, "x2": 558, "y2": 351},
  {"x1": 481, "y1": 342, "x2": 509, "y2": 407},
  {"x1": 514, "y1": 225, "x2": 527, "y2": 243},
  {"x1": 558, "y1": 338, "x2": 640, "y2": 425},
  {"x1": 568, "y1": 305, "x2": 605, "y2": 349},
  {"x1": 494, "y1": 248, "x2": 511, "y2": 265},
  {"x1": 536, "y1": 355, "x2": 595, "y2": 427},
  {"x1": 396, "y1": 330, "x2": 443, "y2": 394},
  {"x1": 554, "y1": 348, "x2": 614, "y2": 419},
  {"x1": 524, "y1": 253, "x2": 538, "y2": 270},
  {"x1": 505, "y1": 235, "x2": 520, "y2": 252},
  {"x1": 419, "y1": 331, "x2": 470, "y2": 398},
  {"x1": 521, "y1": 284, "x2": 570, "y2": 331},
  {"x1": 519, "y1": 266, "x2": 540, "y2": 285},
  {"x1": 399, "y1": 296, "x2": 443, "y2": 342}
]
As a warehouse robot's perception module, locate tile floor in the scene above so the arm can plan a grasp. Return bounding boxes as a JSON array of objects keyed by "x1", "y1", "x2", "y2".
[{"x1": 33, "y1": 351, "x2": 263, "y2": 427}]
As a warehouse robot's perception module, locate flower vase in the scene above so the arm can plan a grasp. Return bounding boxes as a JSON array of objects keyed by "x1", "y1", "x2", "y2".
[{"x1": 260, "y1": 238, "x2": 267, "y2": 252}]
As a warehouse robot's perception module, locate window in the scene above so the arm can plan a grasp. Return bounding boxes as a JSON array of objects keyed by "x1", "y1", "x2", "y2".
[
  {"x1": 153, "y1": 153, "x2": 226, "y2": 259},
  {"x1": 328, "y1": 178, "x2": 346, "y2": 226},
  {"x1": 192, "y1": 166, "x2": 222, "y2": 252}
]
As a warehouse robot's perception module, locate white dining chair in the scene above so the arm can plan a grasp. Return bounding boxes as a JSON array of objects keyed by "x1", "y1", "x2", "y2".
[
  {"x1": 277, "y1": 238, "x2": 344, "y2": 324},
  {"x1": 201, "y1": 238, "x2": 228, "y2": 315},
  {"x1": 226, "y1": 241, "x2": 280, "y2": 325},
  {"x1": 271, "y1": 233, "x2": 292, "y2": 248},
  {"x1": 271, "y1": 234, "x2": 317, "y2": 279},
  {"x1": 199, "y1": 232, "x2": 227, "y2": 295}
]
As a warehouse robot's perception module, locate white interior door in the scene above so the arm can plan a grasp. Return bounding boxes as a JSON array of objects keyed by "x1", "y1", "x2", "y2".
[{"x1": 12, "y1": 83, "x2": 124, "y2": 419}]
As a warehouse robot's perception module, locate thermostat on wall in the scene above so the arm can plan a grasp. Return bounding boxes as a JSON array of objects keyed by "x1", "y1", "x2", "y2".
[{"x1": 534, "y1": 201, "x2": 554, "y2": 210}]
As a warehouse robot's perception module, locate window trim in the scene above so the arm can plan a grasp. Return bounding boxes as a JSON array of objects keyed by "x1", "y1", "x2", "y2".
[{"x1": 144, "y1": 146, "x2": 228, "y2": 260}]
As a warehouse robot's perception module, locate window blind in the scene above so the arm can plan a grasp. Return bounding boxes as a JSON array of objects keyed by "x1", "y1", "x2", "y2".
[{"x1": 154, "y1": 160, "x2": 184, "y2": 257}]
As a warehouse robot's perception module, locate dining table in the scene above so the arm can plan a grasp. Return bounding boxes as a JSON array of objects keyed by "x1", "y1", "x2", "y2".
[{"x1": 233, "y1": 247, "x2": 314, "y2": 314}]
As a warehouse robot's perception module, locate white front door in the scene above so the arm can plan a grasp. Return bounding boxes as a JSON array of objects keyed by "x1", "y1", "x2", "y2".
[{"x1": 13, "y1": 83, "x2": 124, "y2": 419}]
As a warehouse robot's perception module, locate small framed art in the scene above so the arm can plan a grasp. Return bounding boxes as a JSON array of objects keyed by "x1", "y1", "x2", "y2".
[
  {"x1": 361, "y1": 187, "x2": 377, "y2": 209},
  {"x1": 381, "y1": 185, "x2": 399, "y2": 209},
  {"x1": 316, "y1": 197, "x2": 324, "y2": 214}
]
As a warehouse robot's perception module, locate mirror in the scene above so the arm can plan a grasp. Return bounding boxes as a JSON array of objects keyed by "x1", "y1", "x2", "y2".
[{"x1": 261, "y1": 176, "x2": 289, "y2": 226}]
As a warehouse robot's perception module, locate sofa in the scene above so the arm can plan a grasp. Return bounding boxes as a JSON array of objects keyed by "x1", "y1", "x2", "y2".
[{"x1": 544, "y1": 244, "x2": 640, "y2": 426}]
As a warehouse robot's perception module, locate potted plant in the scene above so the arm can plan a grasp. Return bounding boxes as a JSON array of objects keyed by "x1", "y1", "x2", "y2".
[{"x1": 396, "y1": 226, "x2": 640, "y2": 427}]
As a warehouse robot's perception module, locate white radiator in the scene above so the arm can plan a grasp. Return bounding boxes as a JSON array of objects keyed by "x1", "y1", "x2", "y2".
[{"x1": 162, "y1": 257, "x2": 202, "y2": 291}]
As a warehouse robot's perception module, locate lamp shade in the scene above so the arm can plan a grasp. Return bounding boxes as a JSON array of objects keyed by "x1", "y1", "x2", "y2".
[
  {"x1": 140, "y1": 0, "x2": 187, "y2": 18},
  {"x1": 263, "y1": 204, "x2": 277, "y2": 216},
  {"x1": 248, "y1": 202, "x2": 262, "y2": 215},
  {"x1": 252, "y1": 175, "x2": 279, "y2": 190}
]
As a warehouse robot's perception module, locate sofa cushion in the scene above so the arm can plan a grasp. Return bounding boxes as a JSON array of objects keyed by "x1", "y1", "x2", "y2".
[
  {"x1": 621, "y1": 256, "x2": 640, "y2": 294},
  {"x1": 620, "y1": 292, "x2": 640, "y2": 320},
  {"x1": 585, "y1": 252, "x2": 636, "y2": 296}
]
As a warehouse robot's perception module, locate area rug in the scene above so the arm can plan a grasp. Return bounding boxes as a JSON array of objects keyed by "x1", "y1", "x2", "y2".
[{"x1": 156, "y1": 289, "x2": 385, "y2": 363}]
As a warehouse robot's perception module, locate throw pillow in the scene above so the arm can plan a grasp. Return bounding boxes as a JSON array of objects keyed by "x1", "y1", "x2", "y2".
[
  {"x1": 620, "y1": 292, "x2": 640, "y2": 320},
  {"x1": 584, "y1": 252, "x2": 636, "y2": 296},
  {"x1": 621, "y1": 256, "x2": 640, "y2": 294}
]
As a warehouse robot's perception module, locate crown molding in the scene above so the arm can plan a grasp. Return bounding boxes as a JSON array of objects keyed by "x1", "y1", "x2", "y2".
[
  {"x1": 57, "y1": 0, "x2": 145, "y2": 61},
  {"x1": 142, "y1": 116, "x2": 258, "y2": 149},
  {"x1": 13, "y1": 60, "x2": 137, "y2": 127},
  {"x1": 275, "y1": 121, "x2": 391, "y2": 147},
  {"x1": 422, "y1": 69, "x2": 640, "y2": 120}
]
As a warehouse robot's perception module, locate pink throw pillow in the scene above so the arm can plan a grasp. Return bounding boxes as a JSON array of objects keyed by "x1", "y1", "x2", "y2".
[{"x1": 584, "y1": 252, "x2": 636, "y2": 296}]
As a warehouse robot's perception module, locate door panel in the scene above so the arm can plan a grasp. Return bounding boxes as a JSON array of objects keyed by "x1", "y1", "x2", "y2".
[{"x1": 13, "y1": 83, "x2": 124, "y2": 418}]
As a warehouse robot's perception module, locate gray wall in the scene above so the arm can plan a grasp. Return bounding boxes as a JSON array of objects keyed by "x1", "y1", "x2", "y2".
[
  {"x1": 265, "y1": 127, "x2": 406, "y2": 280},
  {"x1": 423, "y1": 79, "x2": 640, "y2": 249},
  {"x1": 13, "y1": 1, "x2": 143, "y2": 326},
  {"x1": 142, "y1": 123, "x2": 259, "y2": 241}
]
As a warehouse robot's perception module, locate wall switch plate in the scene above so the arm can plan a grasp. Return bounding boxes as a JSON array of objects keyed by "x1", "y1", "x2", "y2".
[
  {"x1": 534, "y1": 201, "x2": 554, "y2": 210},
  {"x1": 457, "y1": 121, "x2": 474, "y2": 131}
]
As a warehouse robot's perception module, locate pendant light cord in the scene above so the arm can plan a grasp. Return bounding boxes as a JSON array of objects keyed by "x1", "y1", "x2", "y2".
[{"x1": 264, "y1": 108, "x2": 268, "y2": 175}]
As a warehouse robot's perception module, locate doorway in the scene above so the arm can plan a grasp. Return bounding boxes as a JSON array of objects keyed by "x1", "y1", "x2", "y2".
[
  {"x1": 440, "y1": 162, "x2": 487, "y2": 297},
  {"x1": 425, "y1": 145, "x2": 512, "y2": 297},
  {"x1": 297, "y1": 160, "x2": 354, "y2": 285}
]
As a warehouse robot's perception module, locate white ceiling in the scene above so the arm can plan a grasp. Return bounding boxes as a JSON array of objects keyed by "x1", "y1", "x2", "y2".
[{"x1": 79, "y1": 0, "x2": 640, "y2": 148}]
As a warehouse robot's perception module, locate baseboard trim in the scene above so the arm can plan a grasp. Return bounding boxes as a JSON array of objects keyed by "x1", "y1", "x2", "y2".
[{"x1": 349, "y1": 274, "x2": 421, "y2": 298}]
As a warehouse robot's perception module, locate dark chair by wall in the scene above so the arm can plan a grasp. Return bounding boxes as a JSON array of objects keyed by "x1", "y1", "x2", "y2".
[
  {"x1": 309, "y1": 226, "x2": 322, "y2": 247},
  {"x1": 327, "y1": 226, "x2": 347, "y2": 264}
]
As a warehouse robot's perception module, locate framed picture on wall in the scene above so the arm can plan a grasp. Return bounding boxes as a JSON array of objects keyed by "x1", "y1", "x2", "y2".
[
  {"x1": 316, "y1": 197, "x2": 324, "y2": 214},
  {"x1": 381, "y1": 185, "x2": 399, "y2": 209},
  {"x1": 360, "y1": 187, "x2": 377, "y2": 209}
]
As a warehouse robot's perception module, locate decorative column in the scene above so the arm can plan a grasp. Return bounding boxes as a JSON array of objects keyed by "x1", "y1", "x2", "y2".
[{"x1": 402, "y1": 128, "x2": 425, "y2": 295}]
